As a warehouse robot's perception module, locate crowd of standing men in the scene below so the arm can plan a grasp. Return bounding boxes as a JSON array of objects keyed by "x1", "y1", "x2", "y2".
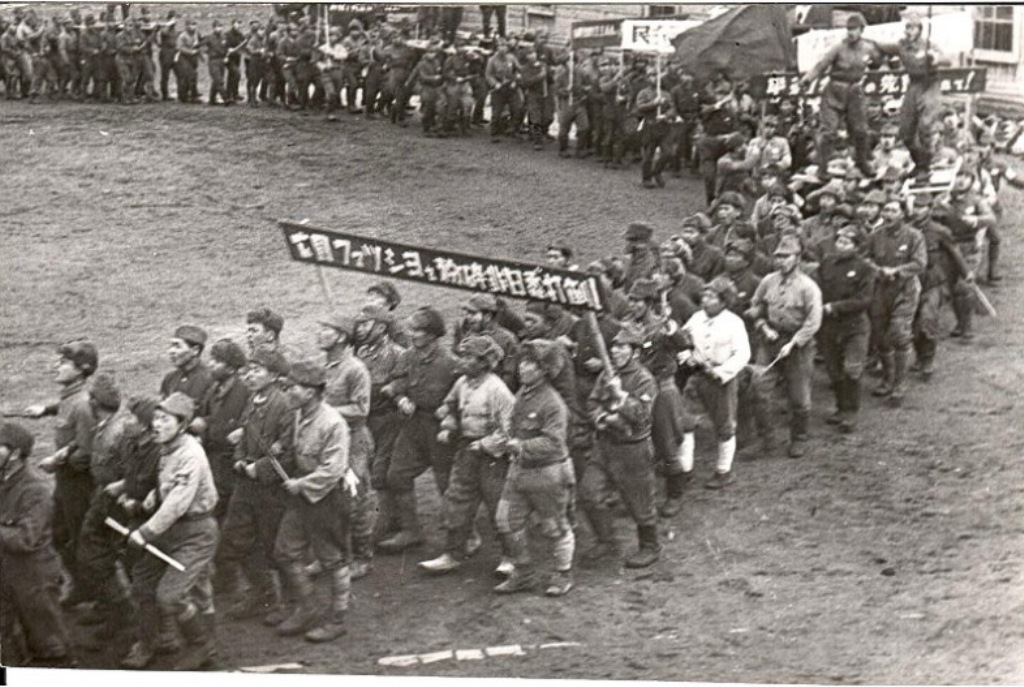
[{"x1": 2, "y1": 3, "x2": 1022, "y2": 676}]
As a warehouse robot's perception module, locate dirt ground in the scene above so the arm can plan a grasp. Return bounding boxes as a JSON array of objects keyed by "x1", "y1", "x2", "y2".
[{"x1": 3, "y1": 5, "x2": 1024, "y2": 682}]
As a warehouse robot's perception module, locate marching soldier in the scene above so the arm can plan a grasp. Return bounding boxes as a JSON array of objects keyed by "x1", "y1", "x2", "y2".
[
  {"x1": 246, "y1": 306, "x2": 284, "y2": 353},
  {"x1": 174, "y1": 18, "x2": 202, "y2": 104},
  {"x1": 864, "y1": 194, "x2": 927, "y2": 406},
  {"x1": 160, "y1": 324, "x2": 214, "y2": 402},
  {"x1": 579, "y1": 325, "x2": 662, "y2": 569},
  {"x1": 23, "y1": 341, "x2": 100, "y2": 608},
  {"x1": 156, "y1": 11, "x2": 178, "y2": 101},
  {"x1": 814, "y1": 226, "x2": 875, "y2": 433},
  {"x1": 204, "y1": 19, "x2": 229, "y2": 105},
  {"x1": 485, "y1": 37, "x2": 521, "y2": 141},
  {"x1": 453, "y1": 294, "x2": 520, "y2": 389},
  {"x1": 406, "y1": 38, "x2": 444, "y2": 135},
  {"x1": 747, "y1": 235, "x2": 823, "y2": 457},
  {"x1": 0, "y1": 423, "x2": 75, "y2": 668},
  {"x1": 339, "y1": 19, "x2": 366, "y2": 113}
]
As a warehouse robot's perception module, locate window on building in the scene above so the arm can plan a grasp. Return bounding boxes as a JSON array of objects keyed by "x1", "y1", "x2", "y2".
[
  {"x1": 974, "y1": 6, "x2": 1019, "y2": 62},
  {"x1": 648, "y1": 6, "x2": 678, "y2": 17}
]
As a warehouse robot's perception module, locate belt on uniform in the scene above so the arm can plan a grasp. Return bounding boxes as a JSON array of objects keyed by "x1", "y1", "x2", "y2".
[
  {"x1": 518, "y1": 458, "x2": 569, "y2": 470},
  {"x1": 180, "y1": 511, "x2": 215, "y2": 522}
]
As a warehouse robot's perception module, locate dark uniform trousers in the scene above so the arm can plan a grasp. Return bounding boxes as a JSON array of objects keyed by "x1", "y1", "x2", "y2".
[
  {"x1": 440, "y1": 441, "x2": 509, "y2": 556},
  {"x1": 387, "y1": 410, "x2": 454, "y2": 494},
  {"x1": 579, "y1": 438, "x2": 657, "y2": 528}
]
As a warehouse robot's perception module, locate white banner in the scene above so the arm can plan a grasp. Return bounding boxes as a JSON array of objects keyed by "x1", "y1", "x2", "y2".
[
  {"x1": 796, "y1": 11, "x2": 973, "y2": 73},
  {"x1": 621, "y1": 19, "x2": 702, "y2": 55}
]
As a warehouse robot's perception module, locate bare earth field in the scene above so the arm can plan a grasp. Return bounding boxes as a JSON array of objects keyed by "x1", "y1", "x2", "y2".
[{"x1": 3, "y1": 27, "x2": 1024, "y2": 683}]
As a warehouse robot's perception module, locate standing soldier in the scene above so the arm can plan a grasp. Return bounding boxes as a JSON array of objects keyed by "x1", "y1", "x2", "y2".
[
  {"x1": 406, "y1": 39, "x2": 444, "y2": 136},
  {"x1": 441, "y1": 35, "x2": 477, "y2": 136},
  {"x1": 635, "y1": 68, "x2": 674, "y2": 189},
  {"x1": 674, "y1": 276, "x2": 752, "y2": 488},
  {"x1": 360, "y1": 26, "x2": 387, "y2": 119},
  {"x1": 114, "y1": 17, "x2": 143, "y2": 104},
  {"x1": 242, "y1": 20, "x2": 266, "y2": 107},
  {"x1": 908, "y1": 193, "x2": 972, "y2": 379},
  {"x1": 864, "y1": 195, "x2": 927, "y2": 406},
  {"x1": 2, "y1": 23, "x2": 24, "y2": 99},
  {"x1": 0, "y1": 423, "x2": 76, "y2": 668},
  {"x1": 815, "y1": 226, "x2": 875, "y2": 433},
  {"x1": 597, "y1": 58, "x2": 628, "y2": 167},
  {"x1": 219, "y1": 346, "x2": 293, "y2": 624},
  {"x1": 175, "y1": 18, "x2": 202, "y2": 104},
  {"x1": 747, "y1": 235, "x2": 823, "y2": 457},
  {"x1": 485, "y1": 37, "x2": 521, "y2": 141},
  {"x1": 293, "y1": 18, "x2": 317, "y2": 111},
  {"x1": 381, "y1": 28, "x2": 417, "y2": 127},
  {"x1": 340, "y1": 19, "x2": 366, "y2": 113},
  {"x1": 876, "y1": 12, "x2": 950, "y2": 181},
  {"x1": 419, "y1": 336, "x2": 515, "y2": 576},
  {"x1": 224, "y1": 19, "x2": 245, "y2": 103},
  {"x1": 22, "y1": 341, "x2": 99, "y2": 609},
  {"x1": 493, "y1": 340, "x2": 576, "y2": 596},
  {"x1": 554, "y1": 50, "x2": 591, "y2": 158},
  {"x1": 378, "y1": 307, "x2": 458, "y2": 553},
  {"x1": 272, "y1": 361, "x2": 355, "y2": 644},
  {"x1": 157, "y1": 11, "x2": 178, "y2": 101},
  {"x1": 204, "y1": 19, "x2": 229, "y2": 106},
  {"x1": 800, "y1": 13, "x2": 881, "y2": 176},
  {"x1": 317, "y1": 26, "x2": 347, "y2": 121},
  {"x1": 121, "y1": 393, "x2": 219, "y2": 670},
  {"x1": 318, "y1": 315, "x2": 376, "y2": 581},
  {"x1": 696, "y1": 73, "x2": 742, "y2": 203},
  {"x1": 520, "y1": 45, "x2": 551, "y2": 150},
  {"x1": 161, "y1": 324, "x2": 214, "y2": 402},
  {"x1": 579, "y1": 325, "x2": 662, "y2": 569}
]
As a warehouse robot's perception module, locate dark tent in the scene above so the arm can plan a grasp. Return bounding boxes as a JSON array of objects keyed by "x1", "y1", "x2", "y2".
[{"x1": 672, "y1": 5, "x2": 796, "y2": 82}]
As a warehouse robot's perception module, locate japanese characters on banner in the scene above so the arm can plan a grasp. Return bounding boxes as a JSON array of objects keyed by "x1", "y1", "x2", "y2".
[
  {"x1": 620, "y1": 19, "x2": 702, "y2": 55},
  {"x1": 749, "y1": 68, "x2": 987, "y2": 99},
  {"x1": 795, "y1": 10, "x2": 973, "y2": 73},
  {"x1": 280, "y1": 221, "x2": 606, "y2": 312},
  {"x1": 570, "y1": 19, "x2": 623, "y2": 50}
]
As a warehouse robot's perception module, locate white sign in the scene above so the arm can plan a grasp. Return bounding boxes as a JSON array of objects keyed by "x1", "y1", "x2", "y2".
[
  {"x1": 796, "y1": 11, "x2": 973, "y2": 73},
  {"x1": 621, "y1": 19, "x2": 702, "y2": 55}
]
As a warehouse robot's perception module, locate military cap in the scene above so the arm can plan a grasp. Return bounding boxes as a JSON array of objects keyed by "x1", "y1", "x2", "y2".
[
  {"x1": 288, "y1": 359, "x2": 327, "y2": 388},
  {"x1": 465, "y1": 293, "x2": 500, "y2": 313},
  {"x1": 880, "y1": 121, "x2": 900, "y2": 136},
  {"x1": 725, "y1": 238, "x2": 756, "y2": 260},
  {"x1": 58, "y1": 340, "x2": 98, "y2": 375},
  {"x1": 89, "y1": 373, "x2": 121, "y2": 410},
  {"x1": 357, "y1": 303, "x2": 394, "y2": 326},
  {"x1": 247, "y1": 307, "x2": 284, "y2": 335},
  {"x1": 680, "y1": 213, "x2": 712, "y2": 232},
  {"x1": 127, "y1": 396, "x2": 160, "y2": 427},
  {"x1": 703, "y1": 275, "x2": 738, "y2": 304},
  {"x1": 457, "y1": 335, "x2": 504, "y2": 366},
  {"x1": 627, "y1": 278, "x2": 661, "y2": 302},
  {"x1": 808, "y1": 179, "x2": 846, "y2": 203},
  {"x1": 157, "y1": 392, "x2": 195, "y2": 424},
  {"x1": 408, "y1": 307, "x2": 446, "y2": 338},
  {"x1": 367, "y1": 280, "x2": 402, "y2": 309},
  {"x1": 712, "y1": 191, "x2": 747, "y2": 214},
  {"x1": 836, "y1": 225, "x2": 867, "y2": 247},
  {"x1": 859, "y1": 189, "x2": 887, "y2": 206},
  {"x1": 519, "y1": 339, "x2": 564, "y2": 378},
  {"x1": 173, "y1": 325, "x2": 208, "y2": 347},
  {"x1": 611, "y1": 324, "x2": 644, "y2": 348},
  {"x1": 773, "y1": 234, "x2": 803, "y2": 256},
  {"x1": 348, "y1": 18, "x2": 363, "y2": 31},
  {"x1": 319, "y1": 313, "x2": 357, "y2": 338},
  {"x1": 624, "y1": 222, "x2": 655, "y2": 241},
  {"x1": 250, "y1": 345, "x2": 291, "y2": 377},
  {"x1": 766, "y1": 184, "x2": 794, "y2": 203},
  {"x1": 210, "y1": 338, "x2": 247, "y2": 369},
  {"x1": 770, "y1": 204, "x2": 801, "y2": 224},
  {"x1": 546, "y1": 239, "x2": 573, "y2": 259},
  {"x1": 0, "y1": 422, "x2": 34, "y2": 458},
  {"x1": 846, "y1": 12, "x2": 867, "y2": 29}
]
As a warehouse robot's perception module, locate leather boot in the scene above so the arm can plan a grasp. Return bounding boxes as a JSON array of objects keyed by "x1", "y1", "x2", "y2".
[
  {"x1": 580, "y1": 507, "x2": 618, "y2": 563},
  {"x1": 305, "y1": 567, "x2": 349, "y2": 643},
  {"x1": 658, "y1": 473, "x2": 687, "y2": 517},
  {"x1": 788, "y1": 411, "x2": 809, "y2": 458},
  {"x1": 625, "y1": 525, "x2": 662, "y2": 568},
  {"x1": 872, "y1": 352, "x2": 895, "y2": 397},
  {"x1": 276, "y1": 564, "x2": 319, "y2": 636},
  {"x1": 918, "y1": 340, "x2": 936, "y2": 379},
  {"x1": 373, "y1": 489, "x2": 400, "y2": 543},
  {"x1": 889, "y1": 348, "x2": 910, "y2": 407},
  {"x1": 174, "y1": 608, "x2": 217, "y2": 671},
  {"x1": 838, "y1": 378, "x2": 860, "y2": 433},
  {"x1": 377, "y1": 490, "x2": 423, "y2": 554},
  {"x1": 987, "y1": 240, "x2": 1001, "y2": 282},
  {"x1": 155, "y1": 610, "x2": 182, "y2": 654},
  {"x1": 951, "y1": 292, "x2": 974, "y2": 339},
  {"x1": 228, "y1": 569, "x2": 277, "y2": 620}
]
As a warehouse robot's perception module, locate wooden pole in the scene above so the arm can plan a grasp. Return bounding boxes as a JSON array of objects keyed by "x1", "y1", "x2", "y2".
[{"x1": 584, "y1": 311, "x2": 614, "y2": 379}]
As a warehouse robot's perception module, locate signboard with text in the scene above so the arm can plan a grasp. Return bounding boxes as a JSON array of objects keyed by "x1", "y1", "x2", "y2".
[
  {"x1": 620, "y1": 19, "x2": 702, "y2": 55},
  {"x1": 748, "y1": 68, "x2": 987, "y2": 99},
  {"x1": 281, "y1": 221, "x2": 605, "y2": 312},
  {"x1": 570, "y1": 19, "x2": 623, "y2": 50}
]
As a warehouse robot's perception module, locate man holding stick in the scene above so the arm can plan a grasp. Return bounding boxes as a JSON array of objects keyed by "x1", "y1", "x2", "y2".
[{"x1": 122, "y1": 392, "x2": 219, "y2": 670}]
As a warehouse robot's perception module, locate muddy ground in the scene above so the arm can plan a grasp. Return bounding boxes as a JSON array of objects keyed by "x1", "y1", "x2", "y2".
[{"x1": 2, "y1": 5, "x2": 1024, "y2": 682}]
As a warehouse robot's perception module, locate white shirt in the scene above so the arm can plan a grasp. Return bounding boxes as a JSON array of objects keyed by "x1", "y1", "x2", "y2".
[{"x1": 682, "y1": 308, "x2": 751, "y2": 384}]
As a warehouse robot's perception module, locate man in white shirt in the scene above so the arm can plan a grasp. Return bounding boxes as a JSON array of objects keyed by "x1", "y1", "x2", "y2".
[{"x1": 676, "y1": 276, "x2": 751, "y2": 488}]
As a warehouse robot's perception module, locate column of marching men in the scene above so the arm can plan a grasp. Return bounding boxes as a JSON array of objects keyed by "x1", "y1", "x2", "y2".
[{"x1": 3, "y1": 124, "x2": 1020, "y2": 666}]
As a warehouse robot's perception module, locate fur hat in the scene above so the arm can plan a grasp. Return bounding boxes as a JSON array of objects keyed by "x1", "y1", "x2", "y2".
[
  {"x1": 519, "y1": 339, "x2": 564, "y2": 378},
  {"x1": 58, "y1": 340, "x2": 98, "y2": 376},
  {"x1": 246, "y1": 307, "x2": 284, "y2": 335},
  {"x1": 465, "y1": 294, "x2": 499, "y2": 313},
  {"x1": 408, "y1": 307, "x2": 446, "y2": 338},
  {"x1": 173, "y1": 325, "x2": 208, "y2": 348},
  {"x1": 367, "y1": 281, "x2": 402, "y2": 310},
  {"x1": 210, "y1": 338, "x2": 247, "y2": 369},
  {"x1": 627, "y1": 278, "x2": 661, "y2": 302},
  {"x1": 288, "y1": 359, "x2": 327, "y2": 389},
  {"x1": 625, "y1": 222, "x2": 655, "y2": 241},
  {"x1": 611, "y1": 323, "x2": 644, "y2": 348},
  {"x1": 456, "y1": 335, "x2": 504, "y2": 367},
  {"x1": 127, "y1": 396, "x2": 160, "y2": 427},
  {"x1": 157, "y1": 392, "x2": 195, "y2": 424},
  {"x1": 250, "y1": 345, "x2": 291, "y2": 377},
  {"x1": 89, "y1": 372, "x2": 121, "y2": 411},
  {"x1": 0, "y1": 422, "x2": 33, "y2": 458}
]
